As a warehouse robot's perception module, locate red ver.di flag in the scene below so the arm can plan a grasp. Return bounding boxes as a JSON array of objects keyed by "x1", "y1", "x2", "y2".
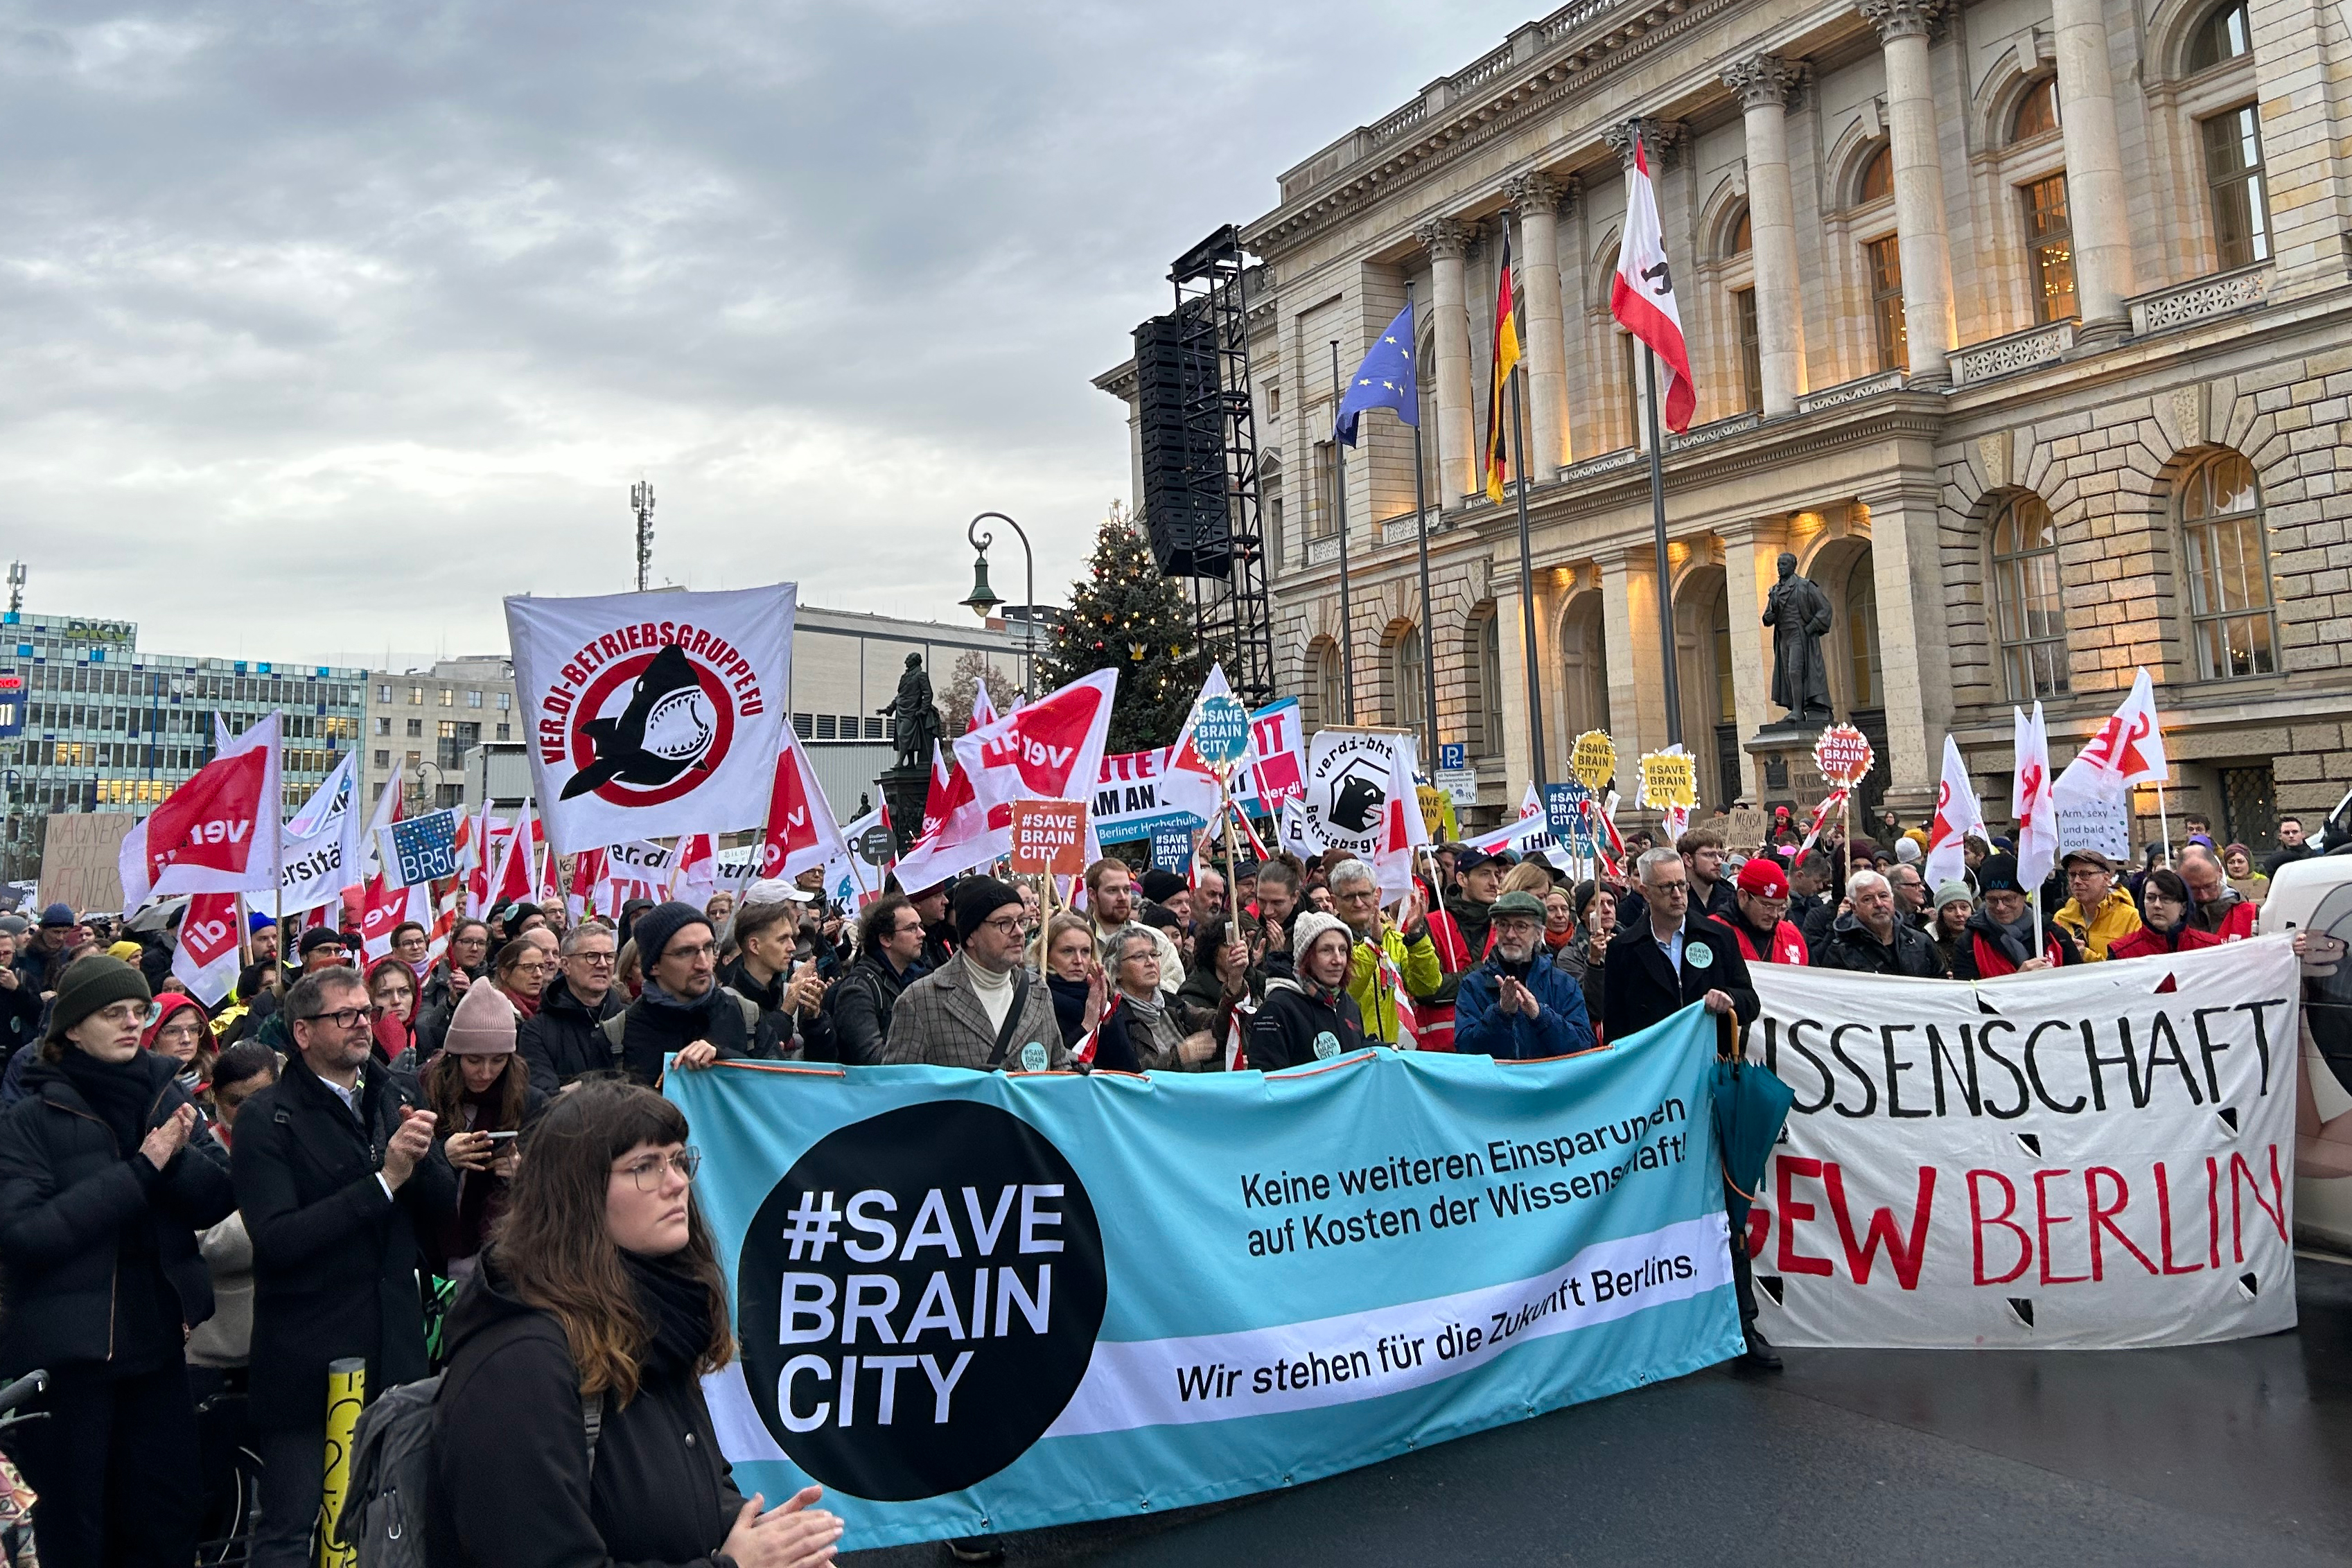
[
  {"x1": 507, "y1": 585, "x2": 796, "y2": 854},
  {"x1": 172, "y1": 892, "x2": 243, "y2": 1006},
  {"x1": 119, "y1": 712, "x2": 283, "y2": 907},
  {"x1": 951, "y1": 670, "x2": 1118, "y2": 829},
  {"x1": 760, "y1": 727, "x2": 848, "y2": 881}
]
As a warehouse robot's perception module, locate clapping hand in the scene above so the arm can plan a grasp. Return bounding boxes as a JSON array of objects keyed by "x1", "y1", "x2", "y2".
[{"x1": 139, "y1": 1104, "x2": 198, "y2": 1172}]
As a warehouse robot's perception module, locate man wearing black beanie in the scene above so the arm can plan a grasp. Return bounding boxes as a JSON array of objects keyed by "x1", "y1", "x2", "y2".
[
  {"x1": 883, "y1": 877, "x2": 1066, "y2": 1073},
  {"x1": 598, "y1": 901, "x2": 767, "y2": 1084}
]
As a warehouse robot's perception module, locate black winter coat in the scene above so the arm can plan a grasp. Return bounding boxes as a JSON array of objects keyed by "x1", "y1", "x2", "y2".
[
  {"x1": 1246, "y1": 980, "x2": 1364, "y2": 1071},
  {"x1": 716, "y1": 956, "x2": 834, "y2": 1062},
  {"x1": 426, "y1": 1264, "x2": 743, "y2": 1568},
  {"x1": 832, "y1": 951, "x2": 918, "y2": 1066},
  {"x1": 231, "y1": 1052, "x2": 458, "y2": 1430},
  {"x1": 0, "y1": 1052, "x2": 234, "y2": 1372},
  {"x1": 517, "y1": 977, "x2": 626, "y2": 1096},
  {"x1": 1601, "y1": 913, "x2": 1759, "y2": 1044},
  {"x1": 1814, "y1": 913, "x2": 1947, "y2": 978},
  {"x1": 0, "y1": 976, "x2": 42, "y2": 1066}
]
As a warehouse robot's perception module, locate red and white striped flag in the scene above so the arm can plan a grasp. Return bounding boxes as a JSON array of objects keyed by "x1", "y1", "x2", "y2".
[
  {"x1": 1224, "y1": 1004, "x2": 1252, "y2": 1071},
  {"x1": 1609, "y1": 132, "x2": 1696, "y2": 433}
]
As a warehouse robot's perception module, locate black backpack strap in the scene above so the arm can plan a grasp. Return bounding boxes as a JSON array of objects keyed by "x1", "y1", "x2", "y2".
[{"x1": 985, "y1": 969, "x2": 1033, "y2": 1070}]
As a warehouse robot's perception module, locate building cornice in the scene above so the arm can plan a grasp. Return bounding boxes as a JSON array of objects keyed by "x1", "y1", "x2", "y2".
[{"x1": 1241, "y1": 0, "x2": 1753, "y2": 261}]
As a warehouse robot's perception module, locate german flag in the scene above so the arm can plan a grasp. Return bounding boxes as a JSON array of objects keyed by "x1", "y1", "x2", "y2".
[{"x1": 1481, "y1": 222, "x2": 1522, "y2": 504}]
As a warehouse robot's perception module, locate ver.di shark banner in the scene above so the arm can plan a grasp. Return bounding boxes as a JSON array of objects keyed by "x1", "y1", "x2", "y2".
[
  {"x1": 1744, "y1": 935, "x2": 2301, "y2": 1350},
  {"x1": 668, "y1": 1009, "x2": 1739, "y2": 1547}
]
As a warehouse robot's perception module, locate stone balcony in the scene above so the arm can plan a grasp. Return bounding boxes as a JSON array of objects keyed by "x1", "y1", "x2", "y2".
[{"x1": 2127, "y1": 262, "x2": 2273, "y2": 337}]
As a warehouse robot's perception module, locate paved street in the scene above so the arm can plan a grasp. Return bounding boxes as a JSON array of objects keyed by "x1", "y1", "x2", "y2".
[{"x1": 848, "y1": 1255, "x2": 2352, "y2": 1566}]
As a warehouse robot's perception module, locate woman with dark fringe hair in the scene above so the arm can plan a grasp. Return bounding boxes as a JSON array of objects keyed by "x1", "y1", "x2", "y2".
[{"x1": 425, "y1": 1080, "x2": 841, "y2": 1568}]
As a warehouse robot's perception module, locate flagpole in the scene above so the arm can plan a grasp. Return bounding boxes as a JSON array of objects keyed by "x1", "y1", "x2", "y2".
[
  {"x1": 1509, "y1": 367, "x2": 1547, "y2": 793},
  {"x1": 1405, "y1": 285, "x2": 1440, "y2": 775},
  {"x1": 1643, "y1": 347, "x2": 1683, "y2": 749},
  {"x1": 1330, "y1": 340, "x2": 1355, "y2": 723}
]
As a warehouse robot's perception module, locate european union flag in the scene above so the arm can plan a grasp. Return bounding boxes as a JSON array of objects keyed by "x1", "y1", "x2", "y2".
[
  {"x1": 1331, "y1": 302, "x2": 1418, "y2": 448},
  {"x1": 384, "y1": 807, "x2": 463, "y2": 887}
]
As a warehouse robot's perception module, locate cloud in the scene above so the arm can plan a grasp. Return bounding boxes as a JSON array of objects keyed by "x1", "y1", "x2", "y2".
[{"x1": 0, "y1": 0, "x2": 1529, "y2": 669}]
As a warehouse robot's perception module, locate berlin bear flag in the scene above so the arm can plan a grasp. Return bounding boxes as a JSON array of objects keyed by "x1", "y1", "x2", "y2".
[
  {"x1": 119, "y1": 712, "x2": 283, "y2": 907},
  {"x1": 1608, "y1": 131, "x2": 1696, "y2": 433},
  {"x1": 506, "y1": 585, "x2": 796, "y2": 854}
]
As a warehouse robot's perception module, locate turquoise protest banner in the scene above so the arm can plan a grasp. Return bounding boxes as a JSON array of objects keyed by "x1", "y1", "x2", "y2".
[{"x1": 669, "y1": 1007, "x2": 1739, "y2": 1548}]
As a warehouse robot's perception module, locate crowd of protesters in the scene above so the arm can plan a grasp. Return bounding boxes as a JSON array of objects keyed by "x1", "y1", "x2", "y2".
[{"x1": 0, "y1": 789, "x2": 2322, "y2": 1567}]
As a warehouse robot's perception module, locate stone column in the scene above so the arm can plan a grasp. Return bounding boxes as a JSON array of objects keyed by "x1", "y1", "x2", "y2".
[
  {"x1": 1859, "y1": 0, "x2": 1956, "y2": 387},
  {"x1": 1599, "y1": 548, "x2": 1664, "y2": 764},
  {"x1": 1507, "y1": 172, "x2": 1570, "y2": 473},
  {"x1": 1418, "y1": 219, "x2": 1477, "y2": 504},
  {"x1": 2051, "y1": 0, "x2": 2132, "y2": 335},
  {"x1": 1723, "y1": 55, "x2": 1809, "y2": 417}
]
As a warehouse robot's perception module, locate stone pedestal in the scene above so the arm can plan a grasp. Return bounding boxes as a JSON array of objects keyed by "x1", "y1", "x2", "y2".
[
  {"x1": 877, "y1": 763, "x2": 936, "y2": 861},
  {"x1": 1746, "y1": 725, "x2": 1836, "y2": 816}
]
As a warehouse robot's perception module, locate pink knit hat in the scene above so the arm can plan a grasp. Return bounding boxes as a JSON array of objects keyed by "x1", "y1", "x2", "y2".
[{"x1": 444, "y1": 980, "x2": 518, "y2": 1056}]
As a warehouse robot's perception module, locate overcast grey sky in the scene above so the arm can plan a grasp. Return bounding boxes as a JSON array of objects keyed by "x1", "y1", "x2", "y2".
[{"x1": 1, "y1": 1, "x2": 1529, "y2": 670}]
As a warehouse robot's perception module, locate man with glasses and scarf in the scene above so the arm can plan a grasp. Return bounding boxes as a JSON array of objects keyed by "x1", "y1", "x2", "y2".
[
  {"x1": 885, "y1": 878, "x2": 1065, "y2": 1073},
  {"x1": 596, "y1": 902, "x2": 764, "y2": 1086},
  {"x1": 518, "y1": 923, "x2": 629, "y2": 1093},
  {"x1": 232, "y1": 967, "x2": 457, "y2": 1568}
]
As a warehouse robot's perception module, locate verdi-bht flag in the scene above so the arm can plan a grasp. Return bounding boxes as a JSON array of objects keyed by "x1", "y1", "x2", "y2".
[
  {"x1": 506, "y1": 585, "x2": 795, "y2": 854},
  {"x1": 1744, "y1": 937, "x2": 2301, "y2": 1350},
  {"x1": 671, "y1": 1010, "x2": 1739, "y2": 1547}
]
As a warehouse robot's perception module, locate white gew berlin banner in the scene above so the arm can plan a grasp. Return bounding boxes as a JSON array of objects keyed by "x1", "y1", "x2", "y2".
[
  {"x1": 507, "y1": 585, "x2": 795, "y2": 854},
  {"x1": 1744, "y1": 937, "x2": 2301, "y2": 1350}
]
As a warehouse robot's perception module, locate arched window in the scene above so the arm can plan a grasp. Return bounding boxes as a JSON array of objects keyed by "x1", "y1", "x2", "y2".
[
  {"x1": 1393, "y1": 625, "x2": 1426, "y2": 732},
  {"x1": 1846, "y1": 561, "x2": 1882, "y2": 708},
  {"x1": 1477, "y1": 615, "x2": 1505, "y2": 757},
  {"x1": 1560, "y1": 598, "x2": 1610, "y2": 742},
  {"x1": 2179, "y1": 452, "x2": 2278, "y2": 679},
  {"x1": 1309, "y1": 637, "x2": 1347, "y2": 728},
  {"x1": 1857, "y1": 143, "x2": 1895, "y2": 204},
  {"x1": 2011, "y1": 76, "x2": 2060, "y2": 141},
  {"x1": 1708, "y1": 588, "x2": 1735, "y2": 725},
  {"x1": 1723, "y1": 204, "x2": 1753, "y2": 258},
  {"x1": 1990, "y1": 494, "x2": 2071, "y2": 701},
  {"x1": 2188, "y1": 0, "x2": 2252, "y2": 71}
]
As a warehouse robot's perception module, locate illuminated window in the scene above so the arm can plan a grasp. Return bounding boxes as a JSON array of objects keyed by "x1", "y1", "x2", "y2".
[
  {"x1": 1868, "y1": 236, "x2": 1906, "y2": 372},
  {"x1": 2022, "y1": 173, "x2": 2077, "y2": 321}
]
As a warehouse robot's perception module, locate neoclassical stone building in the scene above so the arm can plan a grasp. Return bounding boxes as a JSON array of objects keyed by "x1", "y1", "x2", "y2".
[{"x1": 1096, "y1": 0, "x2": 2352, "y2": 843}]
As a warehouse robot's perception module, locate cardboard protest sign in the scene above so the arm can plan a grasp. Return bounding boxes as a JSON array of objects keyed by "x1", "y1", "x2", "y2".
[{"x1": 1010, "y1": 800, "x2": 1088, "y2": 876}]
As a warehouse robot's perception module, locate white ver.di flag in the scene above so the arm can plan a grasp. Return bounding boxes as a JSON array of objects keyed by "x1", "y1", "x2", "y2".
[{"x1": 506, "y1": 585, "x2": 796, "y2": 854}]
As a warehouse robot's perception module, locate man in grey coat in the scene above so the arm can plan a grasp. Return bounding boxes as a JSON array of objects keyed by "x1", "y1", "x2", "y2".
[{"x1": 884, "y1": 878, "x2": 1067, "y2": 1073}]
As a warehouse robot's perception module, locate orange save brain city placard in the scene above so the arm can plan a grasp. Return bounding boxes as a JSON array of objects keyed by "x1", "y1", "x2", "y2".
[{"x1": 1010, "y1": 800, "x2": 1089, "y2": 875}]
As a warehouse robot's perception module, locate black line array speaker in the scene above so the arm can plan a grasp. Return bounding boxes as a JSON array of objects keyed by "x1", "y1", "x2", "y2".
[{"x1": 1132, "y1": 310, "x2": 1232, "y2": 579}]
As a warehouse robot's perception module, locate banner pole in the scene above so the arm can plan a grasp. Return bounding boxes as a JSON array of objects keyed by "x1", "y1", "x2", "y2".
[
  {"x1": 1223, "y1": 790, "x2": 1245, "y2": 960},
  {"x1": 2157, "y1": 783, "x2": 2174, "y2": 864},
  {"x1": 1840, "y1": 789, "x2": 1851, "y2": 897}
]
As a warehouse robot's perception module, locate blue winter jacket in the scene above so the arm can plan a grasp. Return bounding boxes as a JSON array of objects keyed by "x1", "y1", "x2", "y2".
[{"x1": 1453, "y1": 953, "x2": 1596, "y2": 1060}]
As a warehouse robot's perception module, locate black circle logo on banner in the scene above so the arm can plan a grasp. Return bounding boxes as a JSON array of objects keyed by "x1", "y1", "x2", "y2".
[{"x1": 737, "y1": 1100, "x2": 1106, "y2": 1501}]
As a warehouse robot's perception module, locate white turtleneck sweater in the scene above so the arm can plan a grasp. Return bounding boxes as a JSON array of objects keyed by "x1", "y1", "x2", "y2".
[{"x1": 966, "y1": 953, "x2": 1015, "y2": 1035}]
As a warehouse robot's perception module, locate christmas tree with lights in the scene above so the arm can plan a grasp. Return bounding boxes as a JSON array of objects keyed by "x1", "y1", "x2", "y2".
[{"x1": 1042, "y1": 504, "x2": 1218, "y2": 752}]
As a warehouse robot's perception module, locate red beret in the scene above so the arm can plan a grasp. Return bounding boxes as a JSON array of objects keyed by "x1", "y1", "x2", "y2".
[{"x1": 1736, "y1": 858, "x2": 1789, "y2": 898}]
